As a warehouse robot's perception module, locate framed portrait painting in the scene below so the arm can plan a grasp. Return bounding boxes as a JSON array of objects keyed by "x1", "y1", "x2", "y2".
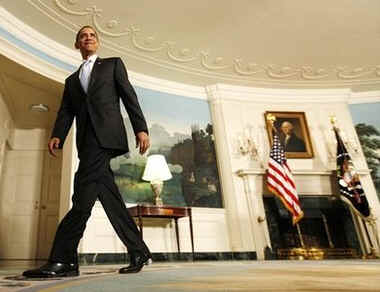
[{"x1": 264, "y1": 111, "x2": 314, "y2": 158}]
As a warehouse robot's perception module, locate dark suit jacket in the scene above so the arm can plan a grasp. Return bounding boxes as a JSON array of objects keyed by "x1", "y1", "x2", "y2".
[{"x1": 51, "y1": 57, "x2": 148, "y2": 155}]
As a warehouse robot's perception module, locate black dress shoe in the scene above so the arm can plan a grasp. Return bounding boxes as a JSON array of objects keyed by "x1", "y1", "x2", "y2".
[
  {"x1": 119, "y1": 253, "x2": 151, "y2": 274},
  {"x1": 23, "y1": 262, "x2": 79, "y2": 278}
]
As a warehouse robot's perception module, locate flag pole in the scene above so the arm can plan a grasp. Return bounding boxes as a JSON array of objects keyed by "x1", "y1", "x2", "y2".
[
  {"x1": 322, "y1": 213, "x2": 334, "y2": 248},
  {"x1": 330, "y1": 115, "x2": 380, "y2": 258},
  {"x1": 266, "y1": 112, "x2": 304, "y2": 225},
  {"x1": 295, "y1": 223, "x2": 305, "y2": 248}
]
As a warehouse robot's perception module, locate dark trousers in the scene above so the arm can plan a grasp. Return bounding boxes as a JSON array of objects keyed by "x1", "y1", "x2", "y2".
[{"x1": 49, "y1": 117, "x2": 150, "y2": 264}]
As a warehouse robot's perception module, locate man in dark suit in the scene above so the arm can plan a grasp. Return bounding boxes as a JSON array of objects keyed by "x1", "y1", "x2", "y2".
[
  {"x1": 279, "y1": 121, "x2": 306, "y2": 152},
  {"x1": 23, "y1": 26, "x2": 151, "y2": 278}
]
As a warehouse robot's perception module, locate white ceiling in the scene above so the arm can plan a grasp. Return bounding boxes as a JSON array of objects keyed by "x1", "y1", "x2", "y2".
[
  {"x1": 1, "y1": 0, "x2": 380, "y2": 89},
  {"x1": 0, "y1": 0, "x2": 380, "y2": 129}
]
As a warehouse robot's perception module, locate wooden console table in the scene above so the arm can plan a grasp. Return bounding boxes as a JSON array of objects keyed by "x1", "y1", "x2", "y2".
[{"x1": 128, "y1": 205, "x2": 195, "y2": 259}]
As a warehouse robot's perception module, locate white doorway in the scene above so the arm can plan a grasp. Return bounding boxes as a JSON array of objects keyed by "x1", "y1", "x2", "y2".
[
  {"x1": 36, "y1": 151, "x2": 62, "y2": 259},
  {"x1": 0, "y1": 146, "x2": 61, "y2": 260}
]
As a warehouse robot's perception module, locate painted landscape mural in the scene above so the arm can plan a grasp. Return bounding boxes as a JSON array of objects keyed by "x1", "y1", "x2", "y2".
[
  {"x1": 349, "y1": 102, "x2": 380, "y2": 198},
  {"x1": 111, "y1": 87, "x2": 223, "y2": 208}
]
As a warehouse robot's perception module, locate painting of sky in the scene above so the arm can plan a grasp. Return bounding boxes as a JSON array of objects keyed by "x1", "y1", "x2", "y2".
[{"x1": 349, "y1": 102, "x2": 380, "y2": 131}]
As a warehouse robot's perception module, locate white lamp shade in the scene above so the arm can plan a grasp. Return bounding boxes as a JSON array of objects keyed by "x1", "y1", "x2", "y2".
[{"x1": 142, "y1": 154, "x2": 172, "y2": 182}]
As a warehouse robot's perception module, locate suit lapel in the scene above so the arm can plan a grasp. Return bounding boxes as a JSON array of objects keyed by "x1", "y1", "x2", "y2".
[
  {"x1": 87, "y1": 57, "x2": 102, "y2": 96},
  {"x1": 74, "y1": 69, "x2": 86, "y2": 96}
]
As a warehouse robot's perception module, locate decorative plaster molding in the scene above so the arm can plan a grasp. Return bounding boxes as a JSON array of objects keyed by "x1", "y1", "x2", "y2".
[
  {"x1": 337, "y1": 66, "x2": 380, "y2": 80},
  {"x1": 3, "y1": 3, "x2": 380, "y2": 91},
  {"x1": 130, "y1": 30, "x2": 165, "y2": 52},
  {"x1": 233, "y1": 59, "x2": 264, "y2": 76},
  {"x1": 201, "y1": 52, "x2": 230, "y2": 71},
  {"x1": 54, "y1": 0, "x2": 88, "y2": 16},
  {"x1": 167, "y1": 45, "x2": 197, "y2": 63},
  {"x1": 46, "y1": 0, "x2": 380, "y2": 85},
  {"x1": 0, "y1": 7, "x2": 207, "y2": 100}
]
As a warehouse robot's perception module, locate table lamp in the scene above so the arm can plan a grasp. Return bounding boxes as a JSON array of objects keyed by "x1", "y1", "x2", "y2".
[{"x1": 142, "y1": 154, "x2": 172, "y2": 206}]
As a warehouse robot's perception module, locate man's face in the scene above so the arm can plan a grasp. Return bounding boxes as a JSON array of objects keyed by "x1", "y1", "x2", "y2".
[
  {"x1": 75, "y1": 27, "x2": 99, "y2": 56},
  {"x1": 281, "y1": 122, "x2": 293, "y2": 135}
]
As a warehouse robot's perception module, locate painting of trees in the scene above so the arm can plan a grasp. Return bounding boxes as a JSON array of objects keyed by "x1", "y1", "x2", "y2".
[{"x1": 355, "y1": 123, "x2": 380, "y2": 197}]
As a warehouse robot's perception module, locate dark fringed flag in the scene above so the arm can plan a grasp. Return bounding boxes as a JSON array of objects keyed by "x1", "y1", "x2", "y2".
[
  {"x1": 334, "y1": 127, "x2": 370, "y2": 217},
  {"x1": 267, "y1": 131, "x2": 303, "y2": 224}
]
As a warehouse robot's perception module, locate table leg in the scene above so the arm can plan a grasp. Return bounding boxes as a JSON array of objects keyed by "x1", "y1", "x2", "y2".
[
  {"x1": 188, "y1": 208, "x2": 195, "y2": 260},
  {"x1": 174, "y1": 218, "x2": 180, "y2": 254}
]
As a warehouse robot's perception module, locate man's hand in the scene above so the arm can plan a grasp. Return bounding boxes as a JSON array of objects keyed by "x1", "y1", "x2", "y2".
[
  {"x1": 48, "y1": 137, "x2": 61, "y2": 157},
  {"x1": 136, "y1": 132, "x2": 150, "y2": 155}
]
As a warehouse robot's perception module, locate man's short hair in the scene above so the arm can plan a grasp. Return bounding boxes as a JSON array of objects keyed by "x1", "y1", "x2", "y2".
[
  {"x1": 75, "y1": 25, "x2": 99, "y2": 43},
  {"x1": 281, "y1": 121, "x2": 293, "y2": 129}
]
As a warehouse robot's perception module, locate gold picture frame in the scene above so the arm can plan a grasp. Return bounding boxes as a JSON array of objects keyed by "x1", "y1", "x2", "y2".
[{"x1": 264, "y1": 111, "x2": 314, "y2": 159}]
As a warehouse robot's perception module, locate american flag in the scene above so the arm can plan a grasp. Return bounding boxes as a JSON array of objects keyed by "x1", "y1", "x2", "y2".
[{"x1": 267, "y1": 131, "x2": 303, "y2": 224}]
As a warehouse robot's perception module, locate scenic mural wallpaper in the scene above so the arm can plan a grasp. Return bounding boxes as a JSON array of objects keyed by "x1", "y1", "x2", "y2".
[
  {"x1": 349, "y1": 102, "x2": 380, "y2": 198},
  {"x1": 111, "y1": 87, "x2": 223, "y2": 208}
]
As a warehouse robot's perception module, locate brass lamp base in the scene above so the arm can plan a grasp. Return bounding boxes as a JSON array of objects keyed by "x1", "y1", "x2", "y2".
[
  {"x1": 151, "y1": 181, "x2": 164, "y2": 206},
  {"x1": 155, "y1": 196, "x2": 163, "y2": 206}
]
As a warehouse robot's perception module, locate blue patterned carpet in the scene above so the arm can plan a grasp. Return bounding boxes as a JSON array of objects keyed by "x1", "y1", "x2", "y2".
[{"x1": 1, "y1": 260, "x2": 380, "y2": 292}]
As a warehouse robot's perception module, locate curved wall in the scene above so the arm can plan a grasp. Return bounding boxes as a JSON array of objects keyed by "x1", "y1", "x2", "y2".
[{"x1": 1, "y1": 7, "x2": 380, "y2": 259}]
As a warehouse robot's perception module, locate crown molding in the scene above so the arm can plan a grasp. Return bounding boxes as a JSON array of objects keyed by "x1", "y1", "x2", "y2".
[
  {"x1": 206, "y1": 84, "x2": 352, "y2": 104},
  {"x1": 0, "y1": 7, "x2": 207, "y2": 100},
  {"x1": 1, "y1": 5, "x2": 380, "y2": 104},
  {"x1": 349, "y1": 91, "x2": 380, "y2": 104},
  {"x1": 0, "y1": 7, "x2": 76, "y2": 83},
  {"x1": 0, "y1": 29, "x2": 67, "y2": 85},
  {"x1": 0, "y1": 7, "x2": 79, "y2": 70},
  {"x1": 129, "y1": 71, "x2": 206, "y2": 100}
]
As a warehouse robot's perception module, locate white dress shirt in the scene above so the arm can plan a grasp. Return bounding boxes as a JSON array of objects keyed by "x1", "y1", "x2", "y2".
[{"x1": 79, "y1": 54, "x2": 97, "y2": 93}]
